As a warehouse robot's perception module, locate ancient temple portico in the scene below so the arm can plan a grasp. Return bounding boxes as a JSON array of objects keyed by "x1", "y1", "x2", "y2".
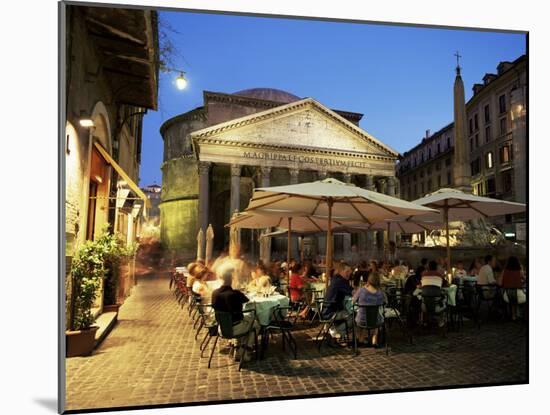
[{"x1": 160, "y1": 88, "x2": 399, "y2": 261}]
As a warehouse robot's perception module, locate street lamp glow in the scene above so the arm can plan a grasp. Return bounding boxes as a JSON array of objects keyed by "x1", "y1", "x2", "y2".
[
  {"x1": 79, "y1": 118, "x2": 95, "y2": 128},
  {"x1": 175, "y1": 72, "x2": 187, "y2": 90}
]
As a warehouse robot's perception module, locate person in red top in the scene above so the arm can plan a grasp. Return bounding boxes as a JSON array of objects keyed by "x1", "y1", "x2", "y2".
[
  {"x1": 499, "y1": 256, "x2": 525, "y2": 289},
  {"x1": 499, "y1": 256, "x2": 525, "y2": 320},
  {"x1": 289, "y1": 263, "x2": 305, "y2": 302}
]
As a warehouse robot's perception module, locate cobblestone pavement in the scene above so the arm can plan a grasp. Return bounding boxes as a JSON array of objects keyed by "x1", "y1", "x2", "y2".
[{"x1": 66, "y1": 273, "x2": 527, "y2": 412}]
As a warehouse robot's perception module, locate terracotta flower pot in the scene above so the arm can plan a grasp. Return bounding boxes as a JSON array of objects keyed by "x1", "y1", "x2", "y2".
[{"x1": 66, "y1": 326, "x2": 99, "y2": 357}]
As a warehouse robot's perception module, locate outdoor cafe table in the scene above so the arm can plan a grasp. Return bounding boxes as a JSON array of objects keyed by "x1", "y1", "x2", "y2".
[
  {"x1": 244, "y1": 293, "x2": 289, "y2": 326},
  {"x1": 205, "y1": 280, "x2": 288, "y2": 326}
]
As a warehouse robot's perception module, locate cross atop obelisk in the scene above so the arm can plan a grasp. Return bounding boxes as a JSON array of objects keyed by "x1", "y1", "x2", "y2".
[{"x1": 454, "y1": 50, "x2": 462, "y2": 75}]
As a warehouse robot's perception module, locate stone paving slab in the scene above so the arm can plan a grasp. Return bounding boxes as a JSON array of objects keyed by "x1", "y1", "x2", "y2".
[{"x1": 65, "y1": 273, "x2": 527, "y2": 412}]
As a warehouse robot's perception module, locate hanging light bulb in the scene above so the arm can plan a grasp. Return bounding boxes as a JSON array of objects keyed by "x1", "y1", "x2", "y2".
[{"x1": 175, "y1": 72, "x2": 187, "y2": 90}]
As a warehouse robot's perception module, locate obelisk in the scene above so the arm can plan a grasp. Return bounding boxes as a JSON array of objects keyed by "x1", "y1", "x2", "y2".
[{"x1": 452, "y1": 52, "x2": 471, "y2": 193}]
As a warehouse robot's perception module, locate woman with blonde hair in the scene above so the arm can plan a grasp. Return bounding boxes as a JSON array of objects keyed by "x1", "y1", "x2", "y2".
[{"x1": 353, "y1": 272, "x2": 386, "y2": 347}]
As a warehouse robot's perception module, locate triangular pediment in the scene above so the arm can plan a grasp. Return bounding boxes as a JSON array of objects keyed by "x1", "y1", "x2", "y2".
[{"x1": 191, "y1": 98, "x2": 398, "y2": 158}]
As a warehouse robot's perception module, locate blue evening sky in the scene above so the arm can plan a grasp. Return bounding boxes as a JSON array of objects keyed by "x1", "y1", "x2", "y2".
[{"x1": 139, "y1": 11, "x2": 526, "y2": 186}]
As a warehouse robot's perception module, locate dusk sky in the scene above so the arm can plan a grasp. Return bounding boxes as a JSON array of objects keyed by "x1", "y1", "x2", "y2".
[{"x1": 139, "y1": 10, "x2": 526, "y2": 186}]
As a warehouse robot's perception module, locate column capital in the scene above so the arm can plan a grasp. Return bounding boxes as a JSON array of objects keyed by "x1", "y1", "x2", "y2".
[
  {"x1": 230, "y1": 164, "x2": 241, "y2": 177},
  {"x1": 343, "y1": 173, "x2": 352, "y2": 183},
  {"x1": 259, "y1": 166, "x2": 272, "y2": 176},
  {"x1": 198, "y1": 161, "x2": 211, "y2": 174},
  {"x1": 317, "y1": 171, "x2": 328, "y2": 180}
]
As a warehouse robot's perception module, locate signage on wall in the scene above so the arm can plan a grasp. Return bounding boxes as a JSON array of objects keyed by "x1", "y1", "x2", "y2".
[{"x1": 242, "y1": 151, "x2": 372, "y2": 169}]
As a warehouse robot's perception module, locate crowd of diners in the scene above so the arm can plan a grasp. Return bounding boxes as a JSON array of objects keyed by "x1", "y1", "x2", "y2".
[{"x1": 178, "y1": 247, "x2": 527, "y2": 357}]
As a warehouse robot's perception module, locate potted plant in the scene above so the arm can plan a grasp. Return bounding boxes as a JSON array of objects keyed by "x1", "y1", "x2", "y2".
[
  {"x1": 66, "y1": 239, "x2": 105, "y2": 357},
  {"x1": 99, "y1": 233, "x2": 138, "y2": 312}
]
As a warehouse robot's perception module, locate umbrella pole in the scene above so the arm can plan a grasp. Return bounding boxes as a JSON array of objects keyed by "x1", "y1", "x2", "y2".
[
  {"x1": 444, "y1": 205, "x2": 451, "y2": 277},
  {"x1": 287, "y1": 217, "x2": 292, "y2": 285},
  {"x1": 300, "y1": 236, "x2": 305, "y2": 264},
  {"x1": 326, "y1": 198, "x2": 334, "y2": 287}
]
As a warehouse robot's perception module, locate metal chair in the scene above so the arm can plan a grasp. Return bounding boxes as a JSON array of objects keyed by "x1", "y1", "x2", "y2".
[
  {"x1": 476, "y1": 284, "x2": 500, "y2": 322},
  {"x1": 262, "y1": 305, "x2": 298, "y2": 358},
  {"x1": 420, "y1": 285, "x2": 447, "y2": 337},
  {"x1": 352, "y1": 303, "x2": 388, "y2": 355},
  {"x1": 304, "y1": 288, "x2": 325, "y2": 324},
  {"x1": 314, "y1": 300, "x2": 339, "y2": 351},
  {"x1": 209, "y1": 309, "x2": 258, "y2": 371},
  {"x1": 385, "y1": 287, "x2": 413, "y2": 344},
  {"x1": 454, "y1": 280, "x2": 480, "y2": 329}
]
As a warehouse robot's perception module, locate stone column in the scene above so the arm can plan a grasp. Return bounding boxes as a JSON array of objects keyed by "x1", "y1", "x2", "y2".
[
  {"x1": 344, "y1": 173, "x2": 352, "y2": 183},
  {"x1": 260, "y1": 166, "x2": 271, "y2": 188},
  {"x1": 230, "y1": 164, "x2": 241, "y2": 215},
  {"x1": 317, "y1": 170, "x2": 328, "y2": 180},
  {"x1": 289, "y1": 168, "x2": 300, "y2": 185},
  {"x1": 365, "y1": 174, "x2": 375, "y2": 191},
  {"x1": 259, "y1": 166, "x2": 272, "y2": 262},
  {"x1": 198, "y1": 162, "x2": 211, "y2": 235}
]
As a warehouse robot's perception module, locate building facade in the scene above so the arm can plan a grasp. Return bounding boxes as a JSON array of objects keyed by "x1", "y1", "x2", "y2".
[
  {"x1": 64, "y1": 4, "x2": 158, "y2": 305},
  {"x1": 397, "y1": 55, "x2": 527, "y2": 238},
  {"x1": 160, "y1": 88, "x2": 399, "y2": 261}
]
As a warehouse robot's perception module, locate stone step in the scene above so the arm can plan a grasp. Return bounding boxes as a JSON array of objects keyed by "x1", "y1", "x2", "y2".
[{"x1": 94, "y1": 311, "x2": 118, "y2": 347}]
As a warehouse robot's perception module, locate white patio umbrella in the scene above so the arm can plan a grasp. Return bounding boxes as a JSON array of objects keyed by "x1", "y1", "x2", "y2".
[
  {"x1": 196, "y1": 228, "x2": 205, "y2": 261},
  {"x1": 349, "y1": 217, "x2": 444, "y2": 234},
  {"x1": 205, "y1": 224, "x2": 215, "y2": 265},
  {"x1": 412, "y1": 188, "x2": 526, "y2": 275},
  {"x1": 245, "y1": 178, "x2": 437, "y2": 282},
  {"x1": 226, "y1": 208, "x2": 361, "y2": 283}
]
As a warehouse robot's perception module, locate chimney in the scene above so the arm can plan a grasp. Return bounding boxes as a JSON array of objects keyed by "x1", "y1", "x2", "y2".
[
  {"x1": 425, "y1": 129, "x2": 430, "y2": 139},
  {"x1": 472, "y1": 83, "x2": 484, "y2": 95}
]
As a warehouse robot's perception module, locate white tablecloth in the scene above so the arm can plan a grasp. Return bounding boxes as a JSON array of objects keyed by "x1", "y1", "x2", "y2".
[
  {"x1": 244, "y1": 294, "x2": 289, "y2": 326},
  {"x1": 308, "y1": 282, "x2": 326, "y2": 293}
]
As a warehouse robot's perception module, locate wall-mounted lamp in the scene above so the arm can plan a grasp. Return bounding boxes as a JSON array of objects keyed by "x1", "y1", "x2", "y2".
[
  {"x1": 79, "y1": 110, "x2": 95, "y2": 128},
  {"x1": 175, "y1": 72, "x2": 188, "y2": 90},
  {"x1": 164, "y1": 67, "x2": 188, "y2": 90}
]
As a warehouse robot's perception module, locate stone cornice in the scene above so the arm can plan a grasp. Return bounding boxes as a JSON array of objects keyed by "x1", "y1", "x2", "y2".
[
  {"x1": 204, "y1": 90, "x2": 284, "y2": 110},
  {"x1": 159, "y1": 106, "x2": 207, "y2": 138},
  {"x1": 191, "y1": 98, "x2": 398, "y2": 157},
  {"x1": 195, "y1": 137, "x2": 396, "y2": 162}
]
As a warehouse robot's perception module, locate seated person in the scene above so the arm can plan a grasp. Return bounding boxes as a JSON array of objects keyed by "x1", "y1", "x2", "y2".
[
  {"x1": 352, "y1": 261, "x2": 370, "y2": 288},
  {"x1": 289, "y1": 263, "x2": 307, "y2": 302},
  {"x1": 353, "y1": 273, "x2": 386, "y2": 347},
  {"x1": 419, "y1": 260, "x2": 447, "y2": 327},
  {"x1": 191, "y1": 265, "x2": 212, "y2": 304},
  {"x1": 499, "y1": 256, "x2": 526, "y2": 320},
  {"x1": 499, "y1": 256, "x2": 525, "y2": 289},
  {"x1": 477, "y1": 255, "x2": 498, "y2": 299},
  {"x1": 421, "y1": 260, "x2": 448, "y2": 288},
  {"x1": 322, "y1": 262, "x2": 353, "y2": 321},
  {"x1": 248, "y1": 264, "x2": 269, "y2": 292},
  {"x1": 453, "y1": 261, "x2": 468, "y2": 280},
  {"x1": 186, "y1": 262, "x2": 200, "y2": 289},
  {"x1": 211, "y1": 268, "x2": 260, "y2": 362},
  {"x1": 391, "y1": 260, "x2": 409, "y2": 280}
]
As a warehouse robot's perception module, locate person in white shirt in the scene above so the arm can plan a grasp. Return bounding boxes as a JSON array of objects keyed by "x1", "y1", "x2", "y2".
[
  {"x1": 453, "y1": 261, "x2": 468, "y2": 279},
  {"x1": 477, "y1": 255, "x2": 497, "y2": 299}
]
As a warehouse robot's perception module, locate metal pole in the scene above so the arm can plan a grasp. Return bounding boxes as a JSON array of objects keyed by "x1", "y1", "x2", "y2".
[
  {"x1": 444, "y1": 204, "x2": 451, "y2": 276},
  {"x1": 287, "y1": 217, "x2": 292, "y2": 286},
  {"x1": 326, "y1": 198, "x2": 334, "y2": 287}
]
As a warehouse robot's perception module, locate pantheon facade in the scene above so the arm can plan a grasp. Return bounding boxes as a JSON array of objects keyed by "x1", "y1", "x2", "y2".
[{"x1": 160, "y1": 88, "x2": 399, "y2": 261}]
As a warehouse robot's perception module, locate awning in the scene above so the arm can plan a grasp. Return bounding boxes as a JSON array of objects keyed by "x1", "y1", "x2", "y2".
[{"x1": 94, "y1": 142, "x2": 151, "y2": 208}]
